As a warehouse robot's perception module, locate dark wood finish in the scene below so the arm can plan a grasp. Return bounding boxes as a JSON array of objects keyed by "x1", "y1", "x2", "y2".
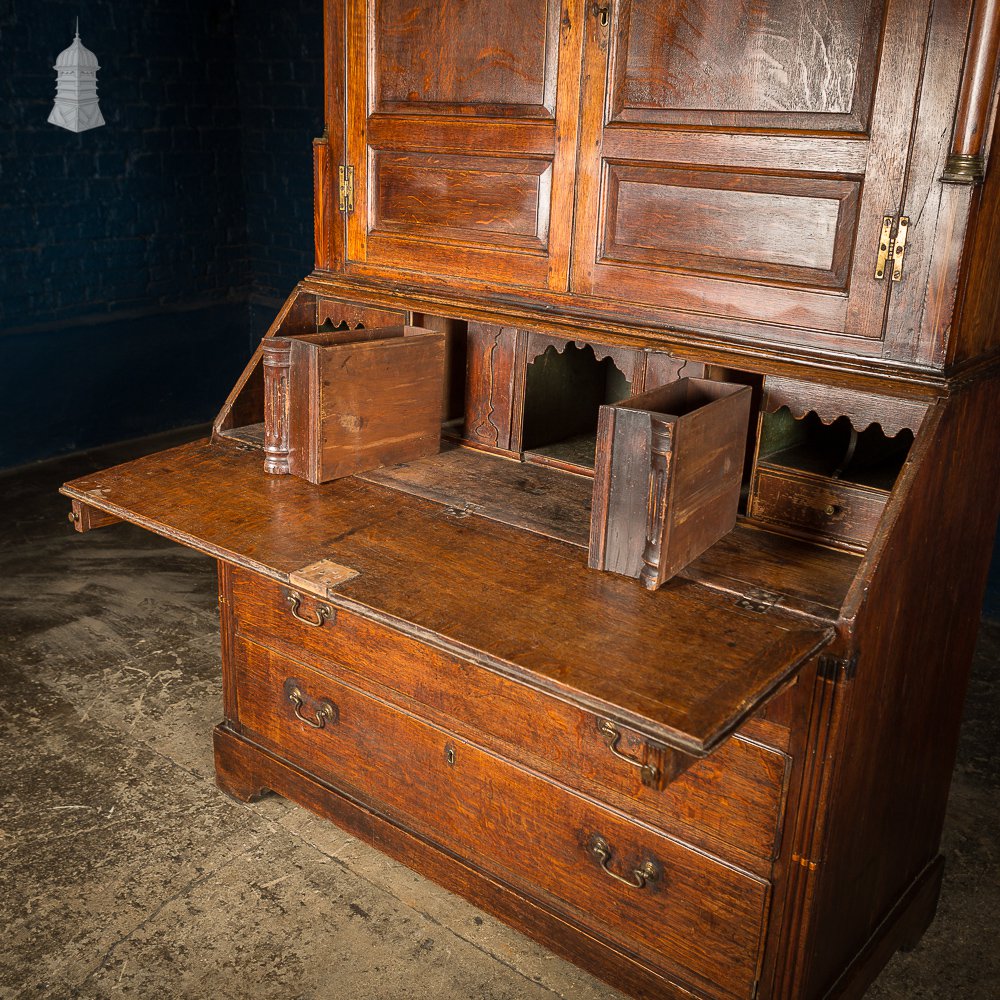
[
  {"x1": 68, "y1": 498, "x2": 121, "y2": 533},
  {"x1": 320, "y1": 0, "x2": 346, "y2": 272},
  {"x1": 216, "y1": 561, "x2": 241, "y2": 728},
  {"x1": 951, "y1": 88, "x2": 1000, "y2": 365},
  {"x1": 314, "y1": 297, "x2": 405, "y2": 330},
  {"x1": 570, "y1": 0, "x2": 934, "y2": 355},
  {"x1": 746, "y1": 374, "x2": 920, "y2": 552},
  {"x1": 944, "y1": 0, "x2": 1000, "y2": 181},
  {"x1": 360, "y1": 443, "x2": 593, "y2": 547},
  {"x1": 261, "y1": 337, "x2": 293, "y2": 474},
  {"x1": 590, "y1": 379, "x2": 752, "y2": 588},
  {"x1": 213, "y1": 722, "x2": 712, "y2": 1000},
  {"x1": 226, "y1": 565, "x2": 791, "y2": 873},
  {"x1": 265, "y1": 326, "x2": 445, "y2": 484},
  {"x1": 789, "y1": 376, "x2": 1000, "y2": 998},
  {"x1": 60, "y1": 439, "x2": 829, "y2": 757},
  {"x1": 213, "y1": 288, "x2": 315, "y2": 439},
  {"x1": 759, "y1": 377, "x2": 928, "y2": 438},
  {"x1": 749, "y1": 469, "x2": 885, "y2": 552},
  {"x1": 233, "y1": 633, "x2": 771, "y2": 998},
  {"x1": 311, "y1": 0, "x2": 1000, "y2": 371},
  {"x1": 214, "y1": 292, "x2": 408, "y2": 444},
  {"x1": 312, "y1": 134, "x2": 334, "y2": 269},
  {"x1": 822, "y1": 858, "x2": 944, "y2": 998},
  {"x1": 361, "y1": 445, "x2": 862, "y2": 622},
  {"x1": 463, "y1": 322, "x2": 521, "y2": 452},
  {"x1": 60, "y1": 4, "x2": 1000, "y2": 998},
  {"x1": 344, "y1": 0, "x2": 585, "y2": 290}
]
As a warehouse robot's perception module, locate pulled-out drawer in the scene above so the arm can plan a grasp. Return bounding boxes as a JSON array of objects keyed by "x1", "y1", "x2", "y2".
[
  {"x1": 228, "y1": 567, "x2": 790, "y2": 874},
  {"x1": 749, "y1": 466, "x2": 886, "y2": 549},
  {"x1": 233, "y1": 636, "x2": 770, "y2": 1000}
]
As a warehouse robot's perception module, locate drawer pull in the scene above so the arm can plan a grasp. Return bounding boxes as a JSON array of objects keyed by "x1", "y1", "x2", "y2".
[
  {"x1": 286, "y1": 684, "x2": 338, "y2": 729},
  {"x1": 286, "y1": 591, "x2": 332, "y2": 628},
  {"x1": 588, "y1": 834, "x2": 661, "y2": 890},
  {"x1": 599, "y1": 719, "x2": 659, "y2": 785}
]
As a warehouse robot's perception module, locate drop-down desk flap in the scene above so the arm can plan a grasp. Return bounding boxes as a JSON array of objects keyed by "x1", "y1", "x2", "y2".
[{"x1": 62, "y1": 437, "x2": 833, "y2": 759}]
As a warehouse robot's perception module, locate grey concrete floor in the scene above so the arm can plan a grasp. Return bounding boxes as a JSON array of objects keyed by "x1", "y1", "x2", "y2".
[{"x1": 1, "y1": 427, "x2": 997, "y2": 1000}]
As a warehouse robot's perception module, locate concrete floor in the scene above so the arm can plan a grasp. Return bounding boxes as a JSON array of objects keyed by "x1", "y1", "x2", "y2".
[{"x1": 1, "y1": 428, "x2": 997, "y2": 1000}]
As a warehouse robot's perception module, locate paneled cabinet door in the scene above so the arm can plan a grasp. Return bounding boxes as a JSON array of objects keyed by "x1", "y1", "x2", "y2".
[
  {"x1": 344, "y1": 0, "x2": 585, "y2": 292},
  {"x1": 570, "y1": 0, "x2": 933, "y2": 356}
]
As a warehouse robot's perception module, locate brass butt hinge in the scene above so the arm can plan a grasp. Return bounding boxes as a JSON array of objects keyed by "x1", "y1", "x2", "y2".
[
  {"x1": 874, "y1": 215, "x2": 909, "y2": 281},
  {"x1": 817, "y1": 653, "x2": 858, "y2": 683},
  {"x1": 338, "y1": 165, "x2": 355, "y2": 213}
]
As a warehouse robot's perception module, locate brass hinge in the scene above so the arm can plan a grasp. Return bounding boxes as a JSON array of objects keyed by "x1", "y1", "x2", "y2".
[
  {"x1": 874, "y1": 215, "x2": 909, "y2": 281},
  {"x1": 338, "y1": 165, "x2": 355, "y2": 213}
]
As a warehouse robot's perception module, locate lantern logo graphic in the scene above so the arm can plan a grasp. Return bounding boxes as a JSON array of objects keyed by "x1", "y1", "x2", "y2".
[{"x1": 48, "y1": 22, "x2": 105, "y2": 133}]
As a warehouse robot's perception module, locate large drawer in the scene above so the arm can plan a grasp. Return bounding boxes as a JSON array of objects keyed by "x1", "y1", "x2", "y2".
[
  {"x1": 229, "y1": 568, "x2": 791, "y2": 873},
  {"x1": 233, "y1": 636, "x2": 770, "y2": 1000}
]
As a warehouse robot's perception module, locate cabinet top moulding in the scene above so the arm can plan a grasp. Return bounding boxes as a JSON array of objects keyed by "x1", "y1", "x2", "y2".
[
  {"x1": 297, "y1": 274, "x2": 993, "y2": 399},
  {"x1": 315, "y1": 0, "x2": 1000, "y2": 379}
]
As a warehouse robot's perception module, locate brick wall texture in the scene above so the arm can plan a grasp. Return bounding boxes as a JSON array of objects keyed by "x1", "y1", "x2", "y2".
[
  {"x1": 0, "y1": 0, "x2": 322, "y2": 331},
  {"x1": 0, "y1": 0, "x2": 323, "y2": 465}
]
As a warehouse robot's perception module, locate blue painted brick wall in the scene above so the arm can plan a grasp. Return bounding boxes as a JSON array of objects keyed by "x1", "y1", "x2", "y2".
[
  {"x1": 0, "y1": 0, "x2": 248, "y2": 328},
  {"x1": 234, "y1": 2, "x2": 324, "y2": 309},
  {"x1": 0, "y1": 0, "x2": 323, "y2": 466}
]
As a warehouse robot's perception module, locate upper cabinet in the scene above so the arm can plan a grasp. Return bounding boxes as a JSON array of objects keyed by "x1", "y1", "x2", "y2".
[{"x1": 327, "y1": 0, "x2": 996, "y2": 370}]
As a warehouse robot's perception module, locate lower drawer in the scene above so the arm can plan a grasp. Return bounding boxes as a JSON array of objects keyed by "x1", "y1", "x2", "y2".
[
  {"x1": 234, "y1": 636, "x2": 770, "y2": 1000},
  {"x1": 229, "y1": 567, "x2": 790, "y2": 874}
]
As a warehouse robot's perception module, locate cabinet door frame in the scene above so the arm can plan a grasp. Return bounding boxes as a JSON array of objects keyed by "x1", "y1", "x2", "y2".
[
  {"x1": 568, "y1": 0, "x2": 935, "y2": 357},
  {"x1": 341, "y1": 0, "x2": 587, "y2": 294}
]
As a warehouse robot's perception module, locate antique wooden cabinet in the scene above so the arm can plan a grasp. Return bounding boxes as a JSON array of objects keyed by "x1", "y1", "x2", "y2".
[{"x1": 62, "y1": 2, "x2": 1000, "y2": 997}]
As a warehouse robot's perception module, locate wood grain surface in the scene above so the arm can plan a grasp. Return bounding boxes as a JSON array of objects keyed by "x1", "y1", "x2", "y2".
[{"x1": 61, "y1": 438, "x2": 830, "y2": 755}]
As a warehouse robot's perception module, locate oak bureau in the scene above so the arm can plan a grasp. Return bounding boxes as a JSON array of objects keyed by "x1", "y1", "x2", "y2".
[{"x1": 62, "y1": 2, "x2": 1000, "y2": 997}]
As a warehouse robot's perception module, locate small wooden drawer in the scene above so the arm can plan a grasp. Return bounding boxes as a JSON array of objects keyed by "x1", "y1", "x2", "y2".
[
  {"x1": 228, "y1": 568, "x2": 790, "y2": 874},
  {"x1": 234, "y1": 636, "x2": 770, "y2": 999},
  {"x1": 749, "y1": 467, "x2": 886, "y2": 549}
]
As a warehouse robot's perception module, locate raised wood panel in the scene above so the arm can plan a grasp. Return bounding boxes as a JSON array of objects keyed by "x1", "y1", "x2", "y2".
[
  {"x1": 373, "y1": 152, "x2": 552, "y2": 249},
  {"x1": 604, "y1": 165, "x2": 860, "y2": 288},
  {"x1": 464, "y1": 323, "x2": 520, "y2": 450},
  {"x1": 346, "y1": 0, "x2": 585, "y2": 291},
  {"x1": 374, "y1": 0, "x2": 559, "y2": 116},
  {"x1": 609, "y1": 0, "x2": 882, "y2": 130},
  {"x1": 572, "y1": 0, "x2": 934, "y2": 352}
]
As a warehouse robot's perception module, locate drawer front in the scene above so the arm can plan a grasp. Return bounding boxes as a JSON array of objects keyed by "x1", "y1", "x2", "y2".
[
  {"x1": 234, "y1": 636, "x2": 769, "y2": 1000},
  {"x1": 749, "y1": 467, "x2": 885, "y2": 548},
  {"x1": 229, "y1": 568, "x2": 789, "y2": 872}
]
